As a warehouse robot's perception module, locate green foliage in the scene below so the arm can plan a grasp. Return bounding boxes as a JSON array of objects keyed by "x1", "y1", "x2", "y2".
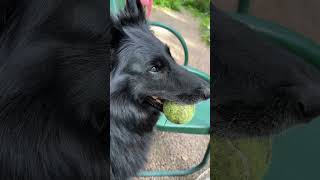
[
  {"x1": 200, "y1": 16, "x2": 210, "y2": 45},
  {"x1": 183, "y1": 0, "x2": 210, "y2": 14},
  {"x1": 184, "y1": 6, "x2": 210, "y2": 45},
  {"x1": 153, "y1": 0, "x2": 183, "y2": 11},
  {"x1": 211, "y1": 136, "x2": 272, "y2": 180},
  {"x1": 153, "y1": 0, "x2": 210, "y2": 45},
  {"x1": 154, "y1": 0, "x2": 210, "y2": 14}
]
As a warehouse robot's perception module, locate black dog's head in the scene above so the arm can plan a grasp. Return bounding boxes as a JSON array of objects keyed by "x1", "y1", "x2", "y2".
[
  {"x1": 212, "y1": 7, "x2": 320, "y2": 138},
  {"x1": 110, "y1": 0, "x2": 210, "y2": 112}
]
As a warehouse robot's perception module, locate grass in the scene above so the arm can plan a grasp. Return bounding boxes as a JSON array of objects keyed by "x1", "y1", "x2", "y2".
[{"x1": 153, "y1": 0, "x2": 210, "y2": 45}]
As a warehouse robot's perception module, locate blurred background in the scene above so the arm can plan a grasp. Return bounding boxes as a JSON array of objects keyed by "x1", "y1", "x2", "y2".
[{"x1": 214, "y1": 0, "x2": 320, "y2": 180}]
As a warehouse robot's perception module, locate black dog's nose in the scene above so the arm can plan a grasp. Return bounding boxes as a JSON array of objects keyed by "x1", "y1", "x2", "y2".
[
  {"x1": 296, "y1": 85, "x2": 320, "y2": 121},
  {"x1": 199, "y1": 84, "x2": 210, "y2": 100},
  {"x1": 203, "y1": 86, "x2": 210, "y2": 99}
]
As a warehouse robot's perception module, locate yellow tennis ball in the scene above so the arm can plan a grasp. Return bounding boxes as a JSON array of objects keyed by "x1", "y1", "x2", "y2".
[{"x1": 163, "y1": 101, "x2": 195, "y2": 124}]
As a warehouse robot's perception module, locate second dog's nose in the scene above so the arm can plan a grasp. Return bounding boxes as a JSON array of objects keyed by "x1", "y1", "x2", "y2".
[{"x1": 296, "y1": 85, "x2": 320, "y2": 120}]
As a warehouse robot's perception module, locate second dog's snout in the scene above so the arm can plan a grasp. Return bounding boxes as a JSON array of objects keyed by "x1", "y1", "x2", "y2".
[{"x1": 295, "y1": 85, "x2": 320, "y2": 120}]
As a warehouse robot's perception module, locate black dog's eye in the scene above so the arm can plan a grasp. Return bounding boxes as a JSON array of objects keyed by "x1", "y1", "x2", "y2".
[
  {"x1": 165, "y1": 45, "x2": 172, "y2": 56},
  {"x1": 149, "y1": 66, "x2": 159, "y2": 73}
]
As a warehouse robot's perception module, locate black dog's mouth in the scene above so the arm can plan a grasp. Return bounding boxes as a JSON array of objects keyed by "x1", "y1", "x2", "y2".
[{"x1": 145, "y1": 96, "x2": 164, "y2": 111}]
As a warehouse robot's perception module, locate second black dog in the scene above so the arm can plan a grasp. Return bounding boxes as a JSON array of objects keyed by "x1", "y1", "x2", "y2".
[{"x1": 212, "y1": 6, "x2": 320, "y2": 138}]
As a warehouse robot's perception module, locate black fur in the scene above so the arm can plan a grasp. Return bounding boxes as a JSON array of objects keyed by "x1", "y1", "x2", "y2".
[
  {"x1": 0, "y1": 0, "x2": 108, "y2": 179},
  {"x1": 110, "y1": 1, "x2": 210, "y2": 179},
  {"x1": 212, "y1": 6, "x2": 320, "y2": 138}
]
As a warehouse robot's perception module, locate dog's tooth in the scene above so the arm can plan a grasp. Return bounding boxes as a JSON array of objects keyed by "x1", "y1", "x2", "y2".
[{"x1": 152, "y1": 96, "x2": 160, "y2": 100}]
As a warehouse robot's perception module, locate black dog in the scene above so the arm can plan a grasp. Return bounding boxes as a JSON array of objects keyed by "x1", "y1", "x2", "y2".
[
  {"x1": 109, "y1": 1, "x2": 210, "y2": 179},
  {"x1": 212, "y1": 6, "x2": 320, "y2": 138},
  {"x1": 0, "y1": 0, "x2": 108, "y2": 179}
]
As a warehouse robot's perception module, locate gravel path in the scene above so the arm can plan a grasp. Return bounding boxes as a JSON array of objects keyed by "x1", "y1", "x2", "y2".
[{"x1": 134, "y1": 7, "x2": 210, "y2": 180}]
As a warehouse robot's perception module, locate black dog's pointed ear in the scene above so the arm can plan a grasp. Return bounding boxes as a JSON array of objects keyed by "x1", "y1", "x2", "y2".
[
  {"x1": 109, "y1": 26, "x2": 125, "y2": 70},
  {"x1": 124, "y1": 0, "x2": 145, "y2": 20},
  {"x1": 115, "y1": 0, "x2": 146, "y2": 26}
]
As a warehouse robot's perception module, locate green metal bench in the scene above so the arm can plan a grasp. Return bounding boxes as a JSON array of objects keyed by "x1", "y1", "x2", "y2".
[
  {"x1": 110, "y1": 0, "x2": 211, "y2": 177},
  {"x1": 230, "y1": 0, "x2": 320, "y2": 69}
]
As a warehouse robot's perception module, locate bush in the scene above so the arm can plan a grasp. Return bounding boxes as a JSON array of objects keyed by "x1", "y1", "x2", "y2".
[
  {"x1": 183, "y1": 0, "x2": 210, "y2": 14},
  {"x1": 153, "y1": 0, "x2": 183, "y2": 11}
]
